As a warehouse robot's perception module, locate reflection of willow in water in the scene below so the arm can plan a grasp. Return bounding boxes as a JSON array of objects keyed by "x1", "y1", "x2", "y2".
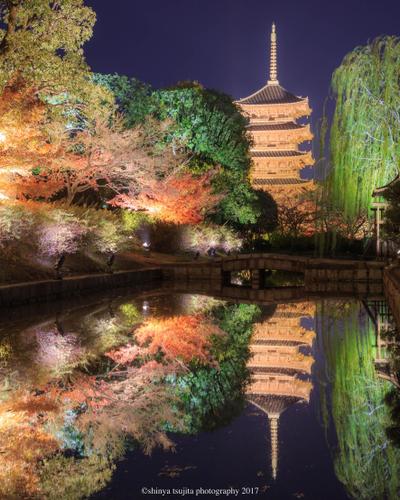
[
  {"x1": 246, "y1": 302, "x2": 316, "y2": 480},
  {"x1": 317, "y1": 301, "x2": 400, "y2": 500},
  {"x1": 0, "y1": 295, "x2": 260, "y2": 499}
]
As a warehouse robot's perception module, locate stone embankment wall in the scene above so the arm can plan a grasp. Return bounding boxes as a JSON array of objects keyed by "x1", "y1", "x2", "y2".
[
  {"x1": 384, "y1": 265, "x2": 400, "y2": 328},
  {"x1": 0, "y1": 268, "x2": 162, "y2": 308},
  {"x1": 304, "y1": 259, "x2": 384, "y2": 284}
]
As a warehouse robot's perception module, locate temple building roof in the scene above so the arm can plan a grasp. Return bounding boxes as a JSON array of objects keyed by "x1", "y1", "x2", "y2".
[
  {"x1": 247, "y1": 394, "x2": 301, "y2": 416},
  {"x1": 238, "y1": 84, "x2": 306, "y2": 106},
  {"x1": 237, "y1": 23, "x2": 307, "y2": 107},
  {"x1": 373, "y1": 174, "x2": 399, "y2": 196}
]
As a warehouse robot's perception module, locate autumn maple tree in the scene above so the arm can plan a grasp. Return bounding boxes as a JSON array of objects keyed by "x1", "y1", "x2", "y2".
[
  {"x1": 134, "y1": 315, "x2": 225, "y2": 363},
  {"x1": 112, "y1": 171, "x2": 222, "y2": 224}
]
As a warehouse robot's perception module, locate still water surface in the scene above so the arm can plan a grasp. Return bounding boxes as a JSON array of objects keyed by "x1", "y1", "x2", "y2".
[{"x1": 0, "y1": 285, "x2": 399, "y2": 499}]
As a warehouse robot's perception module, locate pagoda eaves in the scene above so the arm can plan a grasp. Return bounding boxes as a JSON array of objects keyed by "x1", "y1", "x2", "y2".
[{"x1": 235, "y1": 23, "x2": 314, "y2": 202}]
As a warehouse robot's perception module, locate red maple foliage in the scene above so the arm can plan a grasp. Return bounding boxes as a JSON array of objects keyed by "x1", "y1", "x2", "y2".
[
  {"x1": 134, "y1": 315, "x2": 224, "y2": 363},
  {"x1": 111, "y1": 171, "x2": 222, "y2": 224}
]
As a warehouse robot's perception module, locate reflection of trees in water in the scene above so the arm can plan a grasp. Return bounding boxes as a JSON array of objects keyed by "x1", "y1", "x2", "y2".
[
  {"x1": 172, "y1": 304, "x2": 261, "y2": 432},
  {"x1": 317, "y1": 301, "x2": 400, "y2": 499},
  {"x1": 0, "y1": 296, "x2": 260, "y2": 498}
]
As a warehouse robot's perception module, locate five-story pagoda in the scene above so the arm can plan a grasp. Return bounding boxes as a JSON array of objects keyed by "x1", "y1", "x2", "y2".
[{"x1": 236, "y1": 24, "x2": 313, "y2": 203}]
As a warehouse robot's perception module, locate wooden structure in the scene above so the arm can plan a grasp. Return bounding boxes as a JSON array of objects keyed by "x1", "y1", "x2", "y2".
[
  {"x1": 364, "y1": 298, "x2": 400, "y2": 389},
  {"x1": 372, "y1": 175, "x2": 399, "y2": 257},
  {"x1": 235, "y1": 24, "x2": 314, "y2": 203},
  {"x1": 246, "y1": 303, "x2": 315, "y2": 479}
]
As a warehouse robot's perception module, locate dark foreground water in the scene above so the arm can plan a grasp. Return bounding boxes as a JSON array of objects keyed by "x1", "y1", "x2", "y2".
[{"x1": 0, "y1": 284, "x2": 399, "y2": 499}]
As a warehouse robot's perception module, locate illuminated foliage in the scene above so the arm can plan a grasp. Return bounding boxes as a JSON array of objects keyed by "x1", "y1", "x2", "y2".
[
  {"x1": 135, "y1": 315, "x2": 225, "y2": 364},
  {"x1": 318, "y1": 301, "x2": 400, "y2": 499},
  {"x1": 0, "y1": 86, "x2": 63, "y2": 201},
  {"x1": 113, "y1": 171, "x2": 221, "y2": 224},
  {"x1": 155, "y1": 85, "x2": 265, "y2": 227},
  {"x1": 98, "y1": 77, "x2": 273, "y2": 229},
  {"x1": 35, "y1": 327, "x2": 85, "y2": 374},
  {"x1": 181, "y1": 223, "x2": 242, "y2": 254},
  {"x1": 36, "y1": 208, "x2": 87, "y2": 258},
  {"x1": 0, "y1": 202, "x2": 35, "y2": 248},
  {"x1": 171, "y1": 304, "x2": 260, "y2": 433},
  {"x1": 24, "y1": 113, "x2": 179, "y2": 206},
  {"x1": 0, "y1": 394, "x2": 59, "y2": 498},
  {"x1": 93, "y1": 73, "x2": 155, "y2": 127},
  {"x1": 321, "y1": 36, "x2": 400, "y2": 224},
  {"x1": 0, "y1": 0, "x2": 111, "y2": 116},
  {"x1": 81, "y1": 208, "x2": 131, "y2": 255}
]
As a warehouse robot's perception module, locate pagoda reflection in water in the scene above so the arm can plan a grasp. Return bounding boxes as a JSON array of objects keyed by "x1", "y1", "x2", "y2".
[{"x1": 246, "y1": 303, "x2": 315, "y2": 479}]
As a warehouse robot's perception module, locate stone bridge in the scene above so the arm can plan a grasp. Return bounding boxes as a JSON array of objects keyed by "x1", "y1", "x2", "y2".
[{"x1": 163, "y1": 253, "x2": 386, "y2": 290}]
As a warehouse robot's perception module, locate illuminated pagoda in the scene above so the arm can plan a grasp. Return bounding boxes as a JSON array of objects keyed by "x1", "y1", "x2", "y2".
[
  {"x1": 246, "y1": 303, "x2": 315, "y2": 479},
  {"x1": 236, "y1": 24, "x2": 313, "y2": 202}
]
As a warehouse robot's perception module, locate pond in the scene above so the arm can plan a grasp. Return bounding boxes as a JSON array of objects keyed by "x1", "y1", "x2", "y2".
[{"x1": 0, "y1": 284, "x2": 399, "y2": 499}]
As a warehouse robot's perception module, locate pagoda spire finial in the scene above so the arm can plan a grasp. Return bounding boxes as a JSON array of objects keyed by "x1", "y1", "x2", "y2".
[
  {"x1": 268, "y1": 22, "x2": 279, "y2": 85},
  {"x1": 269, "y1": 415, "x2": 279, "y2": 480}
]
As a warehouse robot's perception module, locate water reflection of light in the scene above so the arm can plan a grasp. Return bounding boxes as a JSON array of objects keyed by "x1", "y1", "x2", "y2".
[{"x1": 35, "y1": 328, "x2": 84, "y2": 370}]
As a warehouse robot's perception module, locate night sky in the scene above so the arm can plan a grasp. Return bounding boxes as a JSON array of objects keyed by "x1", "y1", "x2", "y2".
[{"x1": 85, "y1": 0, "x2": 400, "y2": 133}]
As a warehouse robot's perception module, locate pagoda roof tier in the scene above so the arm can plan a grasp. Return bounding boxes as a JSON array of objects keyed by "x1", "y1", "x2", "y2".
[
  {"x1": 238, "y1": 83, "x2": 306, "y2": 106},
  {"x1": 251, "y1": 150, "x2": 309, "y2": 158},
  {"x1": 247, "y1": 374, "x2": 312, "y2": 402},
  {"x1": 251, "y1": 339, "x2": 312, "y2": 347},
  {"x1": 247, "y1": 122, "x2": 305, "y2": 131},
  {"x1": 247, "y1": 394, "x2": 302, "y2": 417},
  {"x1": 248, "y1": 353, "x2": 313, "y2": 373},
  {"x1": 252, "y1": 178, "x2": 312, "y2": 186},
  {"x1": 251, "y1": 331, "x2": 315, "y2": 346}
]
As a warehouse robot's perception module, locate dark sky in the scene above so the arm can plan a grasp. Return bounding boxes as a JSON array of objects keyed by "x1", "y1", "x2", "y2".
[{"x1": 85, "y1": 0, "x2": 400, "y2": 132}]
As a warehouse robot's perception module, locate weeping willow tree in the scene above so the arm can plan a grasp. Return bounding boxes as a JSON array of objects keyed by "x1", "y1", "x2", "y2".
[
  {"x1": 317, "y1": 301, "x2": 400, "y2": 499},
  {"x1": 319, "y1": 37, "x2": 400, "y2": 253}
]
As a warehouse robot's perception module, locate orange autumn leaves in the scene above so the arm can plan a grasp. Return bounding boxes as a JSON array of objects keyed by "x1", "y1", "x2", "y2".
[
  {"x1": 107, "y1": 315, "x2": 225, "y2": 365},
  {"x1": 0, "y1": 313, "x2": 225, "y2": 497},
  {"x1": 136, "y1": 315, "x2": 224, "y2": 363},
  {"x1": 0, "y1": 393, "x2": 60, "y2": 498},
  {"x1": 111, "y1": 172, "x2": 222, "y2": 225}
]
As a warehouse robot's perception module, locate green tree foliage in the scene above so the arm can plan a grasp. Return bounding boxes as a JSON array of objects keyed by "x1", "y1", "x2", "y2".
[
  {"x1": 317, "y1": 301, "x2": 400, "y2": 499},
  {"x1": 96, "y1": 75, "x2": 268, "y2": 228},
  {"x1": 0, "y1": 0, "x2": 111, "y2": 116},
  {"x1": 323, "y1": 37, "x2": 400, "y2": 223},
  {"x1": 155, "y1": 84, "x2": 261, "y2": 226},
  {"x1": 93, "y1": 73, "x2": 155, "y2": 127},
  {"x1": 171, "y1": 304, "x2": 261, "y2": 433}
]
